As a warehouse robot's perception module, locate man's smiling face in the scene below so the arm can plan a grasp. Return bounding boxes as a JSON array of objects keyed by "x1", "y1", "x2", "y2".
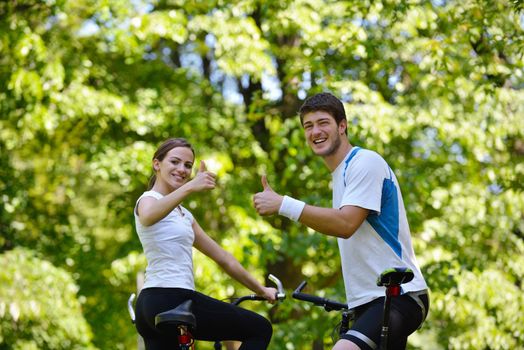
[{"x1": 302, "y1": 110, "x2": 346, "y2": 157}]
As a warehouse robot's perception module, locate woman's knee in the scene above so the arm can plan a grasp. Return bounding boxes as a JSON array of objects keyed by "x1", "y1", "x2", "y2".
[{"x1": 257, "y1": 315, "x2": 273, "y2": 340}]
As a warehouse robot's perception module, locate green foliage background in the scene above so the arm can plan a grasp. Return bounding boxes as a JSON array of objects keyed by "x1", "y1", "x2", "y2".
[{"x1": 1, "y1": 0, "x2": 523, "y2": 349}]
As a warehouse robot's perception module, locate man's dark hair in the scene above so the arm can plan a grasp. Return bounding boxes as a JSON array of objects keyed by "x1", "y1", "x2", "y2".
[{"x1": 299, "y1": 92, "x2": 347, "y2": 134}]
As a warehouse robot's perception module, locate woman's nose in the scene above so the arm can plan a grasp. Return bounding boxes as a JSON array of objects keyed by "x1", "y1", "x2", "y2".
[{"x1": 175, "y1": 164, "x2": 187, "y2": 172}]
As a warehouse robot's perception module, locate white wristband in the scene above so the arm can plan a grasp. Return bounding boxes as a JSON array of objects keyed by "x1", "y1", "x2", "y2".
[{"x1": 278, "y1": 195, "x2": 306, "y2": 222}]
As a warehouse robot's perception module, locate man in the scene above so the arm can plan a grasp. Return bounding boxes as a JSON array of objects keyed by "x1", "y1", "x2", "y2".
[{"x1": 253, "y1": 92, "x2": 429, "y2": 350}]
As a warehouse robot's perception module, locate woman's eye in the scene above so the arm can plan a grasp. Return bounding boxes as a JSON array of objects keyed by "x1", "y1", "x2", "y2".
[{"x1": 185, "y1": 163, "x2": 193, "y2": 169}]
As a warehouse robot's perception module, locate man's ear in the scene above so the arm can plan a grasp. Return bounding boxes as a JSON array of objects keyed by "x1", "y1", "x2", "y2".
[{"x1": 339, "y1": 119, "x2": 348, "y2": 135}]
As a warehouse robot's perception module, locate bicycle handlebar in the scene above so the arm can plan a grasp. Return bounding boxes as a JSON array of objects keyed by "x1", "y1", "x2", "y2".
[
  {"x1": 232, "y1": 294, "x2": 267, "y2": 305},
  {"x1": 292, "y1": 281, "x2": 348, "y2": 311},
  {"x1": 232, "y1": 273, "x2": 286, "y2": 305}
]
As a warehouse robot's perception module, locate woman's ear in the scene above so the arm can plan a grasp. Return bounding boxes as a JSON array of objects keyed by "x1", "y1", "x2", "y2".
[{"x1": 152, "y1": 159, "x2": 160, "y2": 172}]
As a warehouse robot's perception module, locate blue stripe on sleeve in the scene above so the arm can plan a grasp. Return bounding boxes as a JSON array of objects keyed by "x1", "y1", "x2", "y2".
[
  {"x1": 343, "y1": 147, "x2": 361, "y2": 187},
  {"x1": 342, "y1": 149, "x2": 402, "y2": 257},
  {"x1": 366, "y1": 174, "x2": 402, "y2": 258}
]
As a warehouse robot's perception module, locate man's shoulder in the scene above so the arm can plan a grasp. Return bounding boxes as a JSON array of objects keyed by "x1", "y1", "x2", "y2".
[{"x1": 352, "y1": 148, "x2": 387, "y2": 166}]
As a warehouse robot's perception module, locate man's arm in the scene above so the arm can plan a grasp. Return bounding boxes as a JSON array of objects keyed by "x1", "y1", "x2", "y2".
[
  {"x1": 253, "y1": 176, "x2": 368, "y2": 239},
  {"x1": 299, "y1": 204, "x2": 368, "y2": 239}
]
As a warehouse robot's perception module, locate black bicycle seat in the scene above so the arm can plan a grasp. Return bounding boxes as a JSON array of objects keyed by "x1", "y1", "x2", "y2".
[
  {"x1": 377, "y1": 267, "x2": 414, "y2": 287},
  {"x1": 155, "y1": 300, "x2": 196, "y2": 332}
]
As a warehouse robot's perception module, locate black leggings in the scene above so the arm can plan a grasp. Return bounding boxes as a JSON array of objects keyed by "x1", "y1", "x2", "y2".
[
  {"x1": 340, "y1": 292, "x2": 429, "y2": 350},
  {"x1": 135, "y1": 287, "x2": 273, "y2": 350}
]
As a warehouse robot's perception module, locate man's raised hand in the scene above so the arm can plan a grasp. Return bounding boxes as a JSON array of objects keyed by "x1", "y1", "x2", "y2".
[{"x1": 253, "y1": 175, "x2": 283, "y2": 216}]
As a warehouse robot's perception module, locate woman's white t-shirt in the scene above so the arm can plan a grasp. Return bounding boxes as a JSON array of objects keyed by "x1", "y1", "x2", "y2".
[{"x1": 134, "y1": 190, "x2": 195, "y2": 290}]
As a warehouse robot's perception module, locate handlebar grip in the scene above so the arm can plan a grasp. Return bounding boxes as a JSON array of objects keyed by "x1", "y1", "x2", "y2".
[
  {"x1": 233, "y1": 274, "x2": 286, "y2": 306},
  {"x1": 232, "y1": 294, "x2": 266, "y2": 305},
  {"x1": 292, "y1": 291, "x2": 323, "y2": 304},
  {"x1": 292, "y1": 281, "x2": 348, "y2": 311}
]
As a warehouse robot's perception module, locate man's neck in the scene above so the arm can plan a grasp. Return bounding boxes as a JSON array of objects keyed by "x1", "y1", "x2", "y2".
[{"x1": 323, "y1": 142, "x2": 353, "y2": 172}]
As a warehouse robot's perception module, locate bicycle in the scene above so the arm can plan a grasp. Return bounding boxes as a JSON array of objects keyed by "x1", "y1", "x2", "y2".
[
  {"x1": 128, "y1": 274, "x2": 286, "y2": 350},
  {"x1": 292, "y1": 267, "x2": 414, "y2": 350}
]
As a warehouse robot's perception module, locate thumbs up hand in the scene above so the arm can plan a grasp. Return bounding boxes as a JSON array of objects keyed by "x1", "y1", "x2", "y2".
[
  {"x1": 260, "y1": 175, "x2": 271, "y2": 191},
  {"x1": 188, "y1": 160, "x2": 216, "y2": 192},
  {"x1": 253, "y1": 175, "x2": 283, "y2": 216},
  {"x1": 199, "y1": 160, "x2": 207, "y2": 173}
]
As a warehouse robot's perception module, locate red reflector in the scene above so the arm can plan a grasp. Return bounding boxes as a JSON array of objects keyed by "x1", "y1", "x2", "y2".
[
  {"x1": 387, "y1": 285, "x2": 401, "y2": 297},
  {"x1": 179, "y1": 334, "x2": 192, "y2": 344}
]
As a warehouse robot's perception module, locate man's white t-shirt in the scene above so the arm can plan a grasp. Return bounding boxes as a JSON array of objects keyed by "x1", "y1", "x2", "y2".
[
  {"x1": 333, "y1": 147, "x2": 428, "y2": 309},
  {"x1": 134, "y1": 190, "x2": 195, "y2": 290}
]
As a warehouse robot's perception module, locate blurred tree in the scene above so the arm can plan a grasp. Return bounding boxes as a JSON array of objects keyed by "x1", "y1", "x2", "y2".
[{"x1": 0, "y1": 248, "x2": 95, "y2": 349}]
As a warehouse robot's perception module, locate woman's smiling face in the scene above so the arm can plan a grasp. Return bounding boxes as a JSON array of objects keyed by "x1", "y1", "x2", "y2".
[{"x1": 154, "y1": 146, "x2": 194, "y2": 190}]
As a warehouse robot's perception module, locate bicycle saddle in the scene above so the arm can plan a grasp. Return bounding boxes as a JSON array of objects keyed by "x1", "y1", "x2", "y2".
[
  {"x1": 155, "y1": 300, "x2": 197, "y2": 332},
  {"x1": 377, "y1": 267, "x2": 414, "y2": 287}
]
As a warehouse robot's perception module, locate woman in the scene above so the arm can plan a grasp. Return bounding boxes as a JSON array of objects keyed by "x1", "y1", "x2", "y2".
[{"x1": 134, "y1": 138, "x2": 276, "y2": 350}]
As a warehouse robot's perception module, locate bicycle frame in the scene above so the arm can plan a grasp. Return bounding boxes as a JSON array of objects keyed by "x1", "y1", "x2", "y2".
[{"x1": 293, "y1": 267, "x2": 415, "y2": 350}]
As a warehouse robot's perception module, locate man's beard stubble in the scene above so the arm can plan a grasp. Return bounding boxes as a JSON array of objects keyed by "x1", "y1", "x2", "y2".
[{"x1": 317, "y1": 134, "x2": 342, "y2": 157}]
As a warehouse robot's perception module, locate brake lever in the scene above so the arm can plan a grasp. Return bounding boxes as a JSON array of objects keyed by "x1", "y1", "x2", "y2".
[{"x1": 268, "y1": 274, "x2": 286, "y2": 301}]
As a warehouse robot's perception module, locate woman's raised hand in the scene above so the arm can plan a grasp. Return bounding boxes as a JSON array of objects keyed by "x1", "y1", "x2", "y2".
[{"x1": 188, "y1": 160, "x2": 216, "y2": 192}]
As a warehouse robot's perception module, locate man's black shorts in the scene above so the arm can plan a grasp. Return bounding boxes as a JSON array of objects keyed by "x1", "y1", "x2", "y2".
[{"x1": 340, "y1": 291, "x2": 429, "y2": 350}]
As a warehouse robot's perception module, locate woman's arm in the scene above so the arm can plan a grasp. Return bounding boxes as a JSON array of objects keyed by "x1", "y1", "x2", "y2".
[
  {"x1": 192, "y1": 220, "x2": 277, "y2": 301},
  {"x1": 137, "y1": 162, "x2": 216, "y2": 226},
  {"x1": 137, "y1": 184, "x2": 193, "y2": 226}
]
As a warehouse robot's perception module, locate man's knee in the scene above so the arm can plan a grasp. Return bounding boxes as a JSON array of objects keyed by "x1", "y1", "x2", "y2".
[{"x1": 332, "y1": 338, "x2": 361, "y2": 350}]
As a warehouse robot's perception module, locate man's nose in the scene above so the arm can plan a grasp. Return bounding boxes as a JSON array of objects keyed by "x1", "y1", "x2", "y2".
[{"x1": 311, "y1": 124, "x2": 322, "y2": 135}]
